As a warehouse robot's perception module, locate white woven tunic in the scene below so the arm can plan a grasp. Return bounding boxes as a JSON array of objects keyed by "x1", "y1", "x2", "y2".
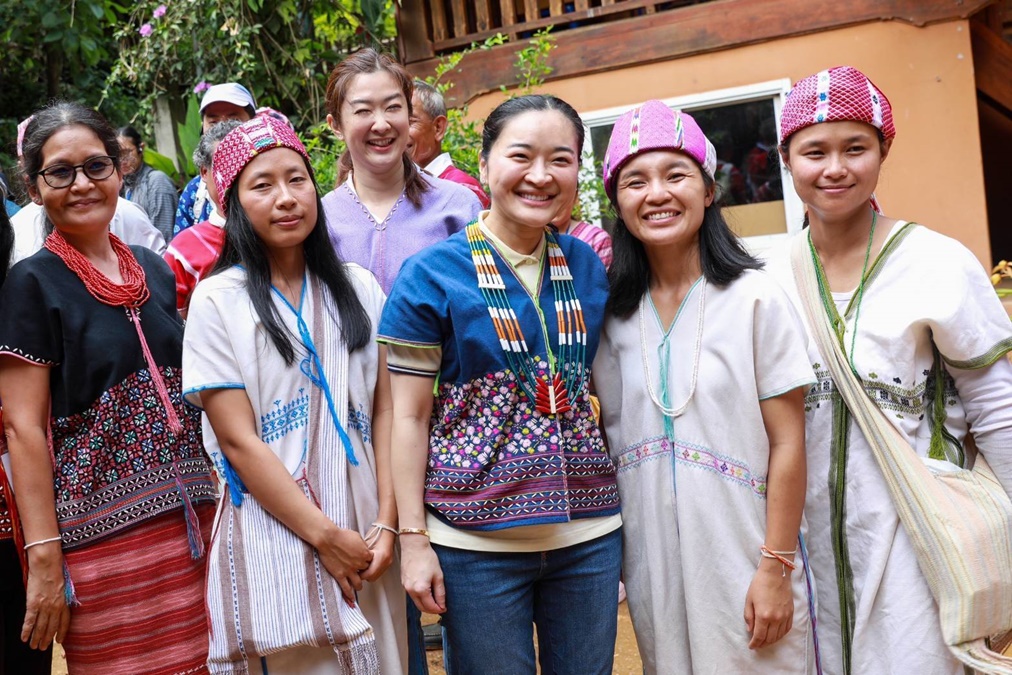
[
  {"x1": 594, "y1": 269, "x2": 818, "y2": 674},
  {"x1": 769, "y1": 222, "x2": 1012, "y2": 675}
]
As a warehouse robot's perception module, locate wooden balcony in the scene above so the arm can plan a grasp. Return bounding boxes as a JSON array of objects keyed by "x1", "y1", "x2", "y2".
[
  {"x1": 398, "y1": 0, "x2": 712, "y2": 57},
  {"x1": 397, "y1": 0, "x2": 999, "y2": 106}
]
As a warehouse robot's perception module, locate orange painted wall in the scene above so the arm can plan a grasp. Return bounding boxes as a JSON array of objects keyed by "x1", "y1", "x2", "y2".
[{"x1": 467, "y1": 19, "x2": 993, "y2": 265}]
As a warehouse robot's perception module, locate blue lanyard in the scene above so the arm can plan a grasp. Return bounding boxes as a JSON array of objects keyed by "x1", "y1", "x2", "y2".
[{"x1": 272, "y1": 276, "x2": 359, "y2": 467}]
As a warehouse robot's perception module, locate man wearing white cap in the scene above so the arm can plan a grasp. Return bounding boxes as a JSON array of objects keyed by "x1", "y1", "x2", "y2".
[{"x1": 173, "y1": 83, "x2": 256, "y2": 236}]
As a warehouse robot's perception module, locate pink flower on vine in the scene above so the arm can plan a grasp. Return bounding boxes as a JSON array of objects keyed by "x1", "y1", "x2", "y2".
[
  {"x1": 139, "y1": 23, "x2": 154, "y2": 37},
  {"x1": 153, "y1": 5, "x2": 167, "y2": 18},
  {"x1": 193, "y1": 81, "x2": 211, "y2": 94}
]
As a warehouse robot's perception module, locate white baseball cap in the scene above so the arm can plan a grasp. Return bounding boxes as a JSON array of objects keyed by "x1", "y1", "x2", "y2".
[{"x1": 199, "y1": 83, "x2": 257, "y2": 115}]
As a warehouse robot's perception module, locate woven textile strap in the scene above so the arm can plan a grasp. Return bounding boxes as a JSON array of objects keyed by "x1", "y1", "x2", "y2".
[{"x1": 790, "y1": 232, "x2": 1012, "y2": 673}]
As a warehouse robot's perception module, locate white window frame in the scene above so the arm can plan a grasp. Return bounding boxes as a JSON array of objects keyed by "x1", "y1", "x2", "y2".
[{"x1": 579, "y1": 78, "x2": 803, "y2": 255}]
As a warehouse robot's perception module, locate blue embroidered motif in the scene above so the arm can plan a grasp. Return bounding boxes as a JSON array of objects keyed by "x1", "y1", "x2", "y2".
[
  {"x1": 261, "y1": 388, "x2": 309, "y2": 443},
  {"x1": 347, "y1": 403, "x2": 372, "y2": 445}
]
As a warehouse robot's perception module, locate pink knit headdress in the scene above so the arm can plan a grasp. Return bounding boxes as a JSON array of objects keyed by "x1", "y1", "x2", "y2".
[
  {"x1": 779, "y1": 66, "x2": 895, "y2": 144},
  {"x1": 212, "y1": 116, "x2": 311, "y2": 216},
  {"x1": 603, "y1": 101, "x2": 717, "y2": 200}
]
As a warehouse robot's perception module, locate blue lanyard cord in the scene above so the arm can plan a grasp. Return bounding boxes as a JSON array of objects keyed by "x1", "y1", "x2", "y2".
[
  {"x1": 296, "y1": 311, "x2": 359, "y2": 467},
  {"x1": 271, "y1": 277, "x2": 359, "y2": 467}
]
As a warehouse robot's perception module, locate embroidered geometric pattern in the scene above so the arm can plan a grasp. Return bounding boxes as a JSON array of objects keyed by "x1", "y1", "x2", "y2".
[
  {"x1": 617, "y1": 436, "x2": 768, "y2": 498},
  {"x1": 347, "y1": 402, "x2": 372, "y2": 445},
  {"x1": 424, "y1": 367, "x2": 619, "y2": 529},
  {"x1": 47, "y1": 367, "x2": 213, "y2": 546},
  {"x1": 52, "y1": 367, "x2": 204, "y2": 502},
  {"x1": 805, "y1": 366, "x2": 957, "y2": 418},
  {"x1": 56, "y1": 458, "x2": 215, "y2": 549},
  {"x1": 261, "y1": 389, "x2": 309, "y2": 443},
  {"x1": 673, "y1": 440, "x2": 767, "y2": 498}
]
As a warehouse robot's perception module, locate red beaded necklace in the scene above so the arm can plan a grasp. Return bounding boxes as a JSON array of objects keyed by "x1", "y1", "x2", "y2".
[{"x1": 44, "y1": 230, "x2": 182, "y2": 435}]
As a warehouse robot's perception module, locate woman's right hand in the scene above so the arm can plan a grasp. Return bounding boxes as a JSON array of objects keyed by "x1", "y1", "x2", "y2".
[
  {"x1": 22, "y1": 544, "x2": 70, "y2": 650},
  {"x1": 317, "y1": 526, "x2": 374, "y2": 605},
  {"x1": 400, "y1": 534, "x2": 446, "y2": 614}
]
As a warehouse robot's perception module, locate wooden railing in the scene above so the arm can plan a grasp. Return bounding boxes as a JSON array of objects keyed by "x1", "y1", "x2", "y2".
[{"x1": 399, "y1": 0, "x2": 713, "y2": 62}]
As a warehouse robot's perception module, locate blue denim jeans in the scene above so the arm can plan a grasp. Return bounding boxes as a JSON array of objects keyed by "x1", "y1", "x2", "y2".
[
  {"x1": 406, "y1": 596, "x2": 430, "y2": 675},
  {"x1": 433, "y1": 527, "x2": 622, "y2": 675}
]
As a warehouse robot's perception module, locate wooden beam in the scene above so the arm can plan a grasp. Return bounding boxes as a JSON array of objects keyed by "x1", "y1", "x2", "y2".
[
  {"x1": 972, "y1": 19, "x2": 1012, "y2": 115},
  {"x1": 475, "y1": 0, "x2": 492, "y2": 32},
  {"x1": 406, "y1": 0, "x2": 995, "y2": 104},
  {"x1": 549, "y1": 0, "x2": 563, "y2": 17},
  {"x1": 396, "y1": 0, "x2": 434, "y2": 63},
  {"x1": 501, "y1": 0, "x2": 517, "y2": 26},
  {"x1": 430, "y1": 0, "x2": 448, "y2": 43},
  {"x1": 449, "y1": 0, "x2": 469, "y2": 38},
  {"x1": 574, "y1": 0, "x2": 589, "y2": 11},
  {"x1": 523, "y1": 0, "x2": 539, "y2": 23}
]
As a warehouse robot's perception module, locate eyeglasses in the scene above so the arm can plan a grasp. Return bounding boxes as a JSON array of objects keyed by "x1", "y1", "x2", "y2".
[{"x1": 36, "y1": 156, "x2": 117, "y2": 189}]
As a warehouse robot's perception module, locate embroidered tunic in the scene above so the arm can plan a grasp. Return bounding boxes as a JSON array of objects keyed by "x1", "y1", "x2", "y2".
[
  {"x1": 0, "y1": 246, "x2": 215, "y2": 547},
  {"x1": 769, "y1": 222, "x2": 1012, "y2": 675},
  {"x1": 378, "y1": 228, "x2": 619, "y2": 531},
  {"x1": 322, "y1": 173, "x2": 481, "y2": 294},
  {"x1": 593, "y1": 270, "x2": 818, "y2": 674},
  {"x1": 183, "y1": 264, "x2": 406, "y2": 675}
]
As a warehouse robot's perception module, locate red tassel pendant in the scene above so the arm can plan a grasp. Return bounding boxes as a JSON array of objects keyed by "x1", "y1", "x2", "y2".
[{"x1": 535, "y1": 372, "x2": 571, "y2": 415}]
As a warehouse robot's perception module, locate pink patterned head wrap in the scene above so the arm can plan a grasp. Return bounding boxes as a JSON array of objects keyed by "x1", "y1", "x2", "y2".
[
  {"x1": 603, "y1": 100, "x2": 717, "y2": 200},
  {"x1": 212, "y1": 115, "x2": 311, "y2": 216},
  {"x1": 780, "y1": 66, "x2": 895, "y2": 144}
]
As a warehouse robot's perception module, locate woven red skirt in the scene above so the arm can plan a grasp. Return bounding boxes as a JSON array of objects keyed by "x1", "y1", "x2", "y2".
[{"x1": 61, "y1": 504, "x2": 215, "y2": 674}]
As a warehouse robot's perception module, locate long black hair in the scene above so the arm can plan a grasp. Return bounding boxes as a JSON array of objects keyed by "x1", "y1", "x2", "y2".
[
  {"x1": 211, "y1": 156, "x2": 371, "y2": 364},
  {"x1": 607, "y1": 167, "x2": 762, "y2": 319},
  {"x1": 0, "y1": 208, "x2": 13, "y2": 285}
]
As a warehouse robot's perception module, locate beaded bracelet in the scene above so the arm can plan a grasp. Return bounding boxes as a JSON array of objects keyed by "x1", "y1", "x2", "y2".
[
  {"x1": 398, "y1": 527, "x2": 430, "y2": 538},
  {"x1": 759, "y1": 545, "x2": 797, "y2": 577},
  {"x1": 23, "y1": 536, "x2": 62, "y2": 551}
]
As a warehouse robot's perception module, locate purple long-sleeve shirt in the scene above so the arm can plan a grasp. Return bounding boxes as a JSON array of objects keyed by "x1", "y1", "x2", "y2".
[{"x1": 323, "y1": 174, "x2": 482, "y2": 295}]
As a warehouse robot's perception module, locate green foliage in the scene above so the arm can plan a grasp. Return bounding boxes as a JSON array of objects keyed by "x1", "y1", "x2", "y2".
[
  {"x1": 143, "y1": 147, "x2": 181, "y2": 183},
  {"x1": 507, "y1": 28, "x2": 555, "y2": 96},
  {"x1": 101, "y1": 0, "x2": 393, "y2": 183},
  {"x1": 303, "y1": 122, "x2": 346, "y2": 192},
  {"x1": 424, "y1": 34, "x2": 508, "y2": 179},
  {"x1": 175, "y1": 96, "x2": 204, "y2": 177},
  {"x1": 0, "y1": 0, "x2": 129, "y2": 185}
]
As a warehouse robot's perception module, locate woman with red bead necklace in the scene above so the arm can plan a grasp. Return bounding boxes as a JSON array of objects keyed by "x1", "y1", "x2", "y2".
[{"x1": 0, "y1": 102, "x2": 216, "y2": 673}]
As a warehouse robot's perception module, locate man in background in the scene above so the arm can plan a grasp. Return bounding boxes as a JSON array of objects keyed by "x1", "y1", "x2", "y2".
[{"x1": 408, "y1": 81, "x2": 489, "y2": 208}]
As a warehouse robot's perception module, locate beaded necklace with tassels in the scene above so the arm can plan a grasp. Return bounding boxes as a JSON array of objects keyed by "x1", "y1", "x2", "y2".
[
  {"x1": 465, "y1": 222, "x2": 587, "y2": 416},
  {"x1": 44, "y1": 230, "x2": 205, "y2": 560}
]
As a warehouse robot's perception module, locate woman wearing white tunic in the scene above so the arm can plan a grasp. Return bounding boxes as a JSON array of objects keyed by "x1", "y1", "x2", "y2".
[
  {"x1": 770, "y1": 66, "x2": 1012, "y2": 674},
  {"x1": 593, "y1": 101, "x2": 819, "y2": 674},
  {"x1": 182, "y1": 117, "x2": 407, "y2": 674}
]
